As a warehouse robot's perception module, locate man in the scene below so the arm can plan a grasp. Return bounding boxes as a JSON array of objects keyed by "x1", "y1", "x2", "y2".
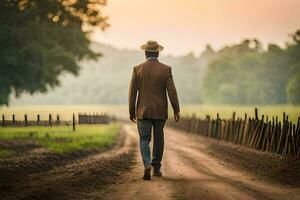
[{"x1": 129, "y1": 40, "x2": 180, "y2": 180}]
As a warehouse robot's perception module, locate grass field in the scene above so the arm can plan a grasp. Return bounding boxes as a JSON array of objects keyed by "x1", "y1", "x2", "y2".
[
  {"x1": 0, "y1": 123, "x2": 120, "y2": 157},
  {"x1": 0, "y1": 104, "x2": 299, "y2": 123}
]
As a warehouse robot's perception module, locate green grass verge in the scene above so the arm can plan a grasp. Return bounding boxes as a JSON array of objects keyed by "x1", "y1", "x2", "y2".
[
  {"x1": 0, "y1": 124, "x2": 120, "y2": 154},
  {"x1": 0, "y1": 149, "x2": 16, "y2": 158}
]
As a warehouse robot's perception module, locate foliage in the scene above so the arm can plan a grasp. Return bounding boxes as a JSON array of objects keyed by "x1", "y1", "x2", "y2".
[
  {"x1": 0, "y1": 0, "x2": 109, "y2": 105},
  {"x1": 203, "y1": 30, "x2": 300, "y2": 105},
  {"x1": 287, "y1": 75, "x2": 300, "y2": 104},
  {"x1": 0, "y1": 124, "x2": 119, "y2": 153}
]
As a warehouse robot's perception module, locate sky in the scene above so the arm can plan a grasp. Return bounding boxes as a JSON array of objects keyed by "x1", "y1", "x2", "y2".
[{"x1": 92, "y1": 0, "x2": 300, "y2": 56}]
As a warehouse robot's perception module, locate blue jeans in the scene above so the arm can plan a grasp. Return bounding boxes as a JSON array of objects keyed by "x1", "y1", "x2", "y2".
[{"x1": 137, "y1": 119, "x2": 166, "y2": 170}]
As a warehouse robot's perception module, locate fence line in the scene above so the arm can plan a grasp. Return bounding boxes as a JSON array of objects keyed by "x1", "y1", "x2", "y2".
[
  {"x1": 78, "y1": 113, "x2": 110, "y2": 124},
  {"x1": 168, "y1": 109, "x2": 300, "y2": 159},
  {"x1": 1, "y1": 114, "x2": 67, "y2": 127},
  {"x1": 0, "y1": 113, "x2": 113, "y2": 128}
]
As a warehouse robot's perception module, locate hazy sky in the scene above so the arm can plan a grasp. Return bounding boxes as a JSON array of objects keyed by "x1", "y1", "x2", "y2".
[{"x1": 92, "y1": 0, "x2": 300, "y2": 56}]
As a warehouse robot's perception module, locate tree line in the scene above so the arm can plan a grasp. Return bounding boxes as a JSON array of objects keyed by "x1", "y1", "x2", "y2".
[{"x1": 203, "y1": 30, "x2": 300, "y2": 105}]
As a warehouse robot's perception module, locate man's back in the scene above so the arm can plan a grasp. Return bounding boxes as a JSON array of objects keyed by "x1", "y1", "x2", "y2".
[
  {"x1": 129, "y1": 58, "x2": 180, "y2": 120},
  {"x1": 128, "y1": 40, "x2": 180, "y2": 180}
]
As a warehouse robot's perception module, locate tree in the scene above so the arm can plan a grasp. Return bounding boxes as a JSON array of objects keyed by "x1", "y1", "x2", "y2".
[
  {"x1": 0, "y1": 0, "x2": 109, "y2": 105},
  {"x1": 202, "y1": 31, "x2": 300, "y2": 105},
  {"x1": 287, "y1": 75, "x2": 300, "y2": 105}
]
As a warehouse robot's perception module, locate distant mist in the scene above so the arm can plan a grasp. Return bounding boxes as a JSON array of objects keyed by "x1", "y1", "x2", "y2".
[{"x1": 10, "y1": 43, "x2": 213, "y2": 105}]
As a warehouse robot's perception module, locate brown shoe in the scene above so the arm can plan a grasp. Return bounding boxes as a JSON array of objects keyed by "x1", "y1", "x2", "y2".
[{"x1": 143, "y1": 165, "x2": 151, "y2": 180}]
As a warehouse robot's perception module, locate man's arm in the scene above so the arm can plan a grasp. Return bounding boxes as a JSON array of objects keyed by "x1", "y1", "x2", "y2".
[
  {"x1": 129, "y1": 67, "x2": 138, "y2": 122},
  {"x1": 166, "y1": 67, "x2": 180, "y2": 121}
]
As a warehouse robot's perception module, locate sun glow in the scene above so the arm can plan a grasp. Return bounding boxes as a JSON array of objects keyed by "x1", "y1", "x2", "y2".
[{"x1": 92, "y1": 0, "x2": 300, "y2": 56}]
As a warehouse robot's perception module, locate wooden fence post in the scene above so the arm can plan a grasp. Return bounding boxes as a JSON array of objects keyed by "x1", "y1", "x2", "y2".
[
  {"x1": 269, "y1": 118, "x2": 277, "y2": 152},
  {"x1": 269, "y1": 119, "x2": 274, "y2": 150},
  {"x1": 232, "y1": 112, "x2": 236, "y2": 120},
  {"x1": 236, "y1": 119, "x2": 243, "y2": 144},
  {"x1": 12, "y1": 114, "x2": 15, "y2": 127},
  {"x1": 247, "y1": 118, "x2": 255, "y2": 146},
  {"x1": 37, "y1": 114, "x2": 40, "y2": 125},
  {"x1": 276, "y1": 122, "x2": 283, "y2": 154},
  {"x1": 296, "y1": 117, "x2": 300, "y2": 151},
  {"x1": 249, "y1": 118, "x2": 256, "y2": 146},
  {"x1": 230, "y1": 112, "x2": 236, "y2": 142},
  {"x1": 292, "y1": 124, "x2": 297, "y2": 156},
  {"x1": 56, "y1": 115, "x2": 60, "y2": 125},
  {"x1": 206, "y1": 115, "x2": 210, "y2": 136},
  {"x1": 225, "y1": 119, "x2": 231, "y2": 142},
  {"x1": 49, "y1": 114, "x2": 52, "y2": 127},
  {"x1": 2, "y1": 114, "x2": 5, "y2": 127},
  {"x1": 233, "y1": 118, "x2": 239, "y2": 144},
  {"x1": 211, "y1": 120, "x2": 215, "y2": 138},
  {"x1": 262, "y1": 121, "x2": 271, "y2": 151},
  {"x1": 215, "y1": 113, "x2": 220, "y2": 139},
  {"x1": 250, "y1": 117, "x2": 262, "y2": 148},
  {"x1": 73, "y1": 113, "x2": 76, "y2": 131},
  {"x1": 24, "y1": 114, "x2": 28, "y2": 127},
  {"x1": 254, "y1": 115, "x2": 265, "y2": 149},
  {"x1": 240, "y1": 113, "x2": 248, "y2": 144},
  {"x1": 255, "y1": 108, "x2": 258, "y2": 120},
  {"x1": 282, "y1": 122, "x2": 291, "y2": 156}
]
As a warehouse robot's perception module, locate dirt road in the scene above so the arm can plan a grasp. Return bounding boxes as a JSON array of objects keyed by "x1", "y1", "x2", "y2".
[{"x1": 99, "y1": 125, "x2": 300, "y2": 200}]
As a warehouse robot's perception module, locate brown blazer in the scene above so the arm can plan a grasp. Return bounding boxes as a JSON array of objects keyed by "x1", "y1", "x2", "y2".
[{"x1": 129, "y1": 59, "x2": 180, "y2": 120}]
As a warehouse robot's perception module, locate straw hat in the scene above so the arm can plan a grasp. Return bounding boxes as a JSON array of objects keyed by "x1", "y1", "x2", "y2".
[{"x1": 140, "y1": 40, "x2": 164, "y2": 52}]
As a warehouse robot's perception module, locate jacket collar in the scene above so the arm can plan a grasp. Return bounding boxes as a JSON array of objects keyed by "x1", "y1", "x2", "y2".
[{"x1": 146, "y1": 57, "x2": 158, "y2": 61}]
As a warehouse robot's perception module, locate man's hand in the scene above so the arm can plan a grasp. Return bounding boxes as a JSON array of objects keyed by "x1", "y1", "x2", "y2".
[
  {"x1": 130, "y1": 116, "x2": 136, "y2": 123},
  {"x1": 174, "y1": 112, "x2": 180, "y2": 122}
]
